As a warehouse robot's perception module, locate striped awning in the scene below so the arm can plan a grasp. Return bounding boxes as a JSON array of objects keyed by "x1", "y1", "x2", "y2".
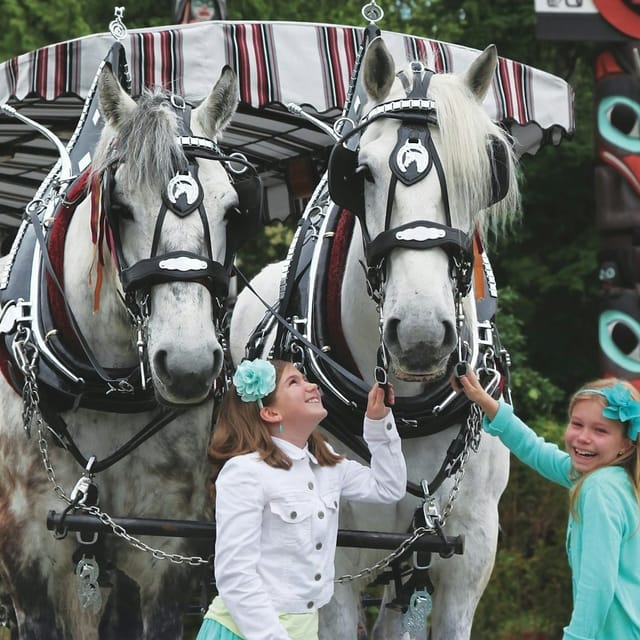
[{"x1": 0, "y1": 20, "x2": 575, "y2": 228}]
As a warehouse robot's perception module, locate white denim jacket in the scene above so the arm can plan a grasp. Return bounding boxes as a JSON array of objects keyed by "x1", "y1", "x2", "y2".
[{"x1": 212, "y1": 411, "x2": 407, "y2": 640}]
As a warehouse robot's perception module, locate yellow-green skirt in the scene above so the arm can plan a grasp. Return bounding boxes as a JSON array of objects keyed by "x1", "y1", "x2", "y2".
[{"x1": 200, "y1": 597, "x2": 319, "y2": 640}]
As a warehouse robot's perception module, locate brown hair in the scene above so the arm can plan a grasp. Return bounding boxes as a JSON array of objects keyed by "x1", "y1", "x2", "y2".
[
  {"x1": 207, "y1": 360, "x2": 343, "y2": 495},
  {"x1": 568, "y1": 378, "x2": 640, "y2": 516}
]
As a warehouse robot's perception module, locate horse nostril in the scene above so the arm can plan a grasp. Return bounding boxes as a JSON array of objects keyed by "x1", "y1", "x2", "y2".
[
  {"x1": 384, "y1": 318, "x2": 401, "y2": 350},
  {"x1": 442, "y1": 320, "x2": 457, "y2": 351},
  {"x1": 153, "y1": 349, "x2": 169, "y2": 381},
  {"x1": 212, "y1": 345, "x2": 224, "y2": 379}
]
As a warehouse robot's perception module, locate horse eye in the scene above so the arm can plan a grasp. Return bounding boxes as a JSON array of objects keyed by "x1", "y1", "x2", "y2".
[
  {"x1": 355, "y1": 164, "x2": 374, "y2": 183},
  {"x1": 112, "y1": 199, "x2": 134, "y2": 220}
]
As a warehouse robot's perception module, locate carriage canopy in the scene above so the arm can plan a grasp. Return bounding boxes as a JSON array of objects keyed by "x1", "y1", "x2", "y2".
[{"x1": 0, "y1": 19, "x2": 574, "y2": 231}]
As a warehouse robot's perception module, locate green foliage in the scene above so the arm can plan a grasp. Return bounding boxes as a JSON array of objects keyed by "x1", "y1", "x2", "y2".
[
  {"x1": 0, "y1": 1, "x2": 174, "y2": 62},
  {"x1": 474, "y1": 450, "x2": 572, "y2": 639},
  {"x1": 0, "y1": 0, "x2": 91, "y2": 60},
  {"x1": 235, "y1": 220, "x2": 296, "y2": 281}
]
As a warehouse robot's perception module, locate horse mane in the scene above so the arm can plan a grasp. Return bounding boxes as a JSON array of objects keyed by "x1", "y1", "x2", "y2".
[
  {"x1": 91, "y1": 88, "x2": 187, "y2": 192},
  {"x1": 423, "y1": 70, "x2": 521, "y2": 239}
]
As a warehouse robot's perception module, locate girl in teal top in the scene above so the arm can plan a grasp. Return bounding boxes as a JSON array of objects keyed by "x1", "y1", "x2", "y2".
[{"x1": 453, "y1": 370, "x2": 640, "y2": 640}]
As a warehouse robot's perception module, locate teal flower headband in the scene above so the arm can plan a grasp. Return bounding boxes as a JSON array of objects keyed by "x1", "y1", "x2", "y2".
[
  {"x1": 577, "y1": 382, "x2": 640, "y2": 441},
  {"x1": 233, "y1": 359, "x2": 276, "y2": 408}
]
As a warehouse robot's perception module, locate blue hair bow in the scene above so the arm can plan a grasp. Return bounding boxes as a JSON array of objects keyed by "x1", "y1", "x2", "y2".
[
  {"x1": 580, "y1": 382, "x2": 640, "y2": 441},
  {"x1": 233, "y1": 359, "x2": 276, "y2": 407}
]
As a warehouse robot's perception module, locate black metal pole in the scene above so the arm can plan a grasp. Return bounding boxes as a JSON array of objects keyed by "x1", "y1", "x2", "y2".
[{"x1": 47, "y1": 511, "x2": 464, "y2": 555}]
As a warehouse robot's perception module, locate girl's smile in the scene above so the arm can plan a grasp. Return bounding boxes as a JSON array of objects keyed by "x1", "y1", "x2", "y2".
[
  {"x1": 262, "y1": 364, "x2": 327, "y2": 446},
  {"x1": 565, "y1": 399, "x2": 632, "y2": 473}
]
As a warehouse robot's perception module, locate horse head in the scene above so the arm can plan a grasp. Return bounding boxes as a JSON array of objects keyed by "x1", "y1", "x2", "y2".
[
  {"x1": 330, "y1": 38, "x2": 520, "y2": 387},
  {"x1": 79, "y1": 65, "x2": 241, "y2": 405}
]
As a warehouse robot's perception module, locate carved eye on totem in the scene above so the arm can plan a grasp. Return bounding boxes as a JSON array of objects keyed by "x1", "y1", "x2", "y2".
[
  {"x1": 599, "y1": 309, "x2": 640, "y2": 373},
  {"x1": 598, "y1": 96, "x2": 640, "y2": 153}
]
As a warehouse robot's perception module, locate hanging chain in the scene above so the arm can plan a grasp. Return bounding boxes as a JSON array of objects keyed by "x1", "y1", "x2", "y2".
[
  {"x1": 334, "y1": 523, "x2": 439, "y2": 585},
  {"x1": 16, "y1": 328, "x2": 211, "y2": 566},
  {"x1": 80, "y1": 505, "x2": 210, "y2": 566},
  {"x1": 335, "y1": 405, "x2": 481, "y2": 584},
  {"x1": 440, "y1": 403, "x2": 481, "y2": 523},
  {"x1": 16, "y1": 316, "x2": 484, "y2": 577}
]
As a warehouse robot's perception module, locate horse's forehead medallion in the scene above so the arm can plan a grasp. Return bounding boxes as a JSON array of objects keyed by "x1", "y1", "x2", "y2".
[
  {"x1": 397, "y1": 140, "x2": 430, "y2": 173},
  {"x1": 164, "y1": 173, "x2": 203, "y2": 217},
  {"x1": 390, "y1": 128, "x2": 433, "y2": 186}
]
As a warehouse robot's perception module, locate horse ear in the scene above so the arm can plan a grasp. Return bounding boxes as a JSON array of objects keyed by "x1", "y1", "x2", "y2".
[
  {"x1": 98, "y1": 65, "x2": 136, "y2": 129},
  {"x1": 463, "y1": 44, "x2": 498, "y2": 102},
  {"x1": 363, "y1": 38, "x2": 396, "y2": 102},
  {"x1": 194, "y1": 65, "x2": 239, "y2": 138}
]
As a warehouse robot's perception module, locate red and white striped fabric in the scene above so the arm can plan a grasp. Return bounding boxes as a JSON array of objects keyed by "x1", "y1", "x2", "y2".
[{"x1": 0, "y1": 20, "x2": 574, "y2": 141}]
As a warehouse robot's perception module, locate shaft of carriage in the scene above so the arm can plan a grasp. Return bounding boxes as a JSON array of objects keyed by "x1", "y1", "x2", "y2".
[{"x1": 46, "y1": 510, "x2": 464, "y2": 555}]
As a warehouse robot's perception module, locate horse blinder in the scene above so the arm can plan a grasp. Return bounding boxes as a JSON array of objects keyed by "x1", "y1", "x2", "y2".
[
  {"x1": 327, "y1": 143, "x2": 365, "y2": 215},
  {"x1": 329, "y1": 133, "x2": 510, "y2": 214},
  {"x1": 487, "y1": 135, "x2": 510, "y2": 206}
]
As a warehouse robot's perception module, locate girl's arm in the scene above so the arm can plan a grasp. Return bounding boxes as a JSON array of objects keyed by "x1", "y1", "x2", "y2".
[
  {"x1": 338, "y1": 383, "x2": 407, "y2": 502},
  {"x1": 214, "y1": 457, "x2": 290, "y2": 640},
  {"x1": 454, "y1": 369, "x2": 572, "y2": 487}
]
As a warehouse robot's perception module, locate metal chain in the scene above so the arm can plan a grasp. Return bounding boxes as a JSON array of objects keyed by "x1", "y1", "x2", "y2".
[
  {"x1": 82, "y1": 504, "x2": 211, "y2": 566},
  {"x1": 17, "y1": 323, "x2": 484, "y2": 576},
  {"x1": 440, "y1": 404, "x2": 481, "y2": 524},
  {"x1": 334, "y1": 524, "x2": 435, "y2": 584},
  {"x1": 334, "y1": 405, "x2": 482, "y2": 584},
  {"x1": 17, "y1": 329, "x2": 211, "y2": 566}
]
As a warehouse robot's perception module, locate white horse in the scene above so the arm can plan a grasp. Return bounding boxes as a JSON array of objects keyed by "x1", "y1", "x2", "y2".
[
  {"x1": 0, "y1": 63, "x2": 242, "y2": 638},
  {"x1": 230, "y1": 38, "x2": 520, "y2": 640}
]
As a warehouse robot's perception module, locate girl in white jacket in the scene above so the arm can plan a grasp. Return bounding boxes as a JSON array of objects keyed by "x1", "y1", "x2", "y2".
[{"x1": 196, "y1": 358, "x2": 407, "y2": 640}]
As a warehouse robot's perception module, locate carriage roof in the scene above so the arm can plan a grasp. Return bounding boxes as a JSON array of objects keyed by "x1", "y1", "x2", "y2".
[{"x1": 0, "y1": 19, "x2": 575, "y2": 232}]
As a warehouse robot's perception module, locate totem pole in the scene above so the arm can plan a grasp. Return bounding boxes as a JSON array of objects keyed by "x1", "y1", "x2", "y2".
[
  {"x1": 172, "y1": 0, "x2": 227, "y2": 23},
  {"x1": 536, "y1": 0, "x2": 640, "y2": 389}
]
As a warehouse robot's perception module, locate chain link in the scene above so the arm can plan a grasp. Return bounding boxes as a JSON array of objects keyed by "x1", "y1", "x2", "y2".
[
  {"x1": 334, "y1": 524, "x2": 434, "y2": 584},
  {"x1": 82, "y1": 504, "x2": 211, "y2": 566},
  {"x1": 19, "y1": 324, "x2": 483, "y2": 576},
  {"x1": 18, "y1": 329, "x2": 211, "y2": 566},
  {"x1": 334, "y1": 405, "x2": 482, "y2": 584},
  {"x1": 440, "y1": 404, "x2": 482, "y2": 524}
]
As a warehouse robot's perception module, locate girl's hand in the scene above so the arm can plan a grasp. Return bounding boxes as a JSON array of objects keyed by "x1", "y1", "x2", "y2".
[
  {"x1": 451, "y1": 367, "x2": 499, "y2": 420},
  {"x1": 366, "y1": 383, "x2": 394, "y2": 420}
]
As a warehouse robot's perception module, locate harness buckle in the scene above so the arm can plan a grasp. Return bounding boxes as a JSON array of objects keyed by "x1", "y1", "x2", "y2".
[
  {"x1": 374, "y1": 366, "x2": 388, "y2": 386},
  {"x1": 70, "y1": 476, "x2": 92, "y2": 506},
  {"x1": 170, "y1": 95, "x2": 186, "y2": 110},
  {"x1": 412, "y1": 549, "x2": 432, "y2": 571},
  {"x1": 0, "y1": 299, "x2": 31, "y2": 335}
]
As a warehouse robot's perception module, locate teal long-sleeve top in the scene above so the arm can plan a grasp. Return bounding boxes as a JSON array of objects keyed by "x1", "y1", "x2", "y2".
[{"x1": 485, "y1": 401, "x2": 640, "y2": 640}]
